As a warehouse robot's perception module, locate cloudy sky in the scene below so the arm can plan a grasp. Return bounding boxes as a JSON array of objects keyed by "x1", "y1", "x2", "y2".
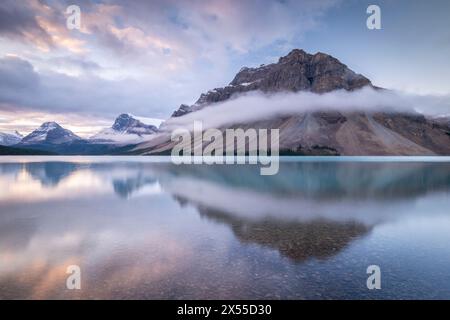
[{"x1": 0, "y1": 0, "x2": 449, "y2": 136}]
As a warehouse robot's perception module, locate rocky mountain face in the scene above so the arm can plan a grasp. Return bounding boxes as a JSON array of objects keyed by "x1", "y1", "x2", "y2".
[
  {"x1": 90, "y1": 114, "x2": 158, "y2": 144},
  {"x1": 172, "y1": 49, "x2": 372, "y2": 117},
  {"x1": 112, "y1": 114, "x2": 158, "y2": 136},
  {"x1": 137, "y1": 49, "x2": 450, "y2": 156},
  {"x1": 20, "y1": 122, "x2": 82, "y2": 145},
  {"x1": 0, "y1": 131, "x2": 22, "y2": 146},
  {"x1": 434, "y1": 116, "x2": 450, "y2": 128}
]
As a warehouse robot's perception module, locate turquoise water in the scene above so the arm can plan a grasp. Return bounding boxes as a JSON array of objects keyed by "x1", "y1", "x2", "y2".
[{"x1": 0, "y1": 156, "x2": 449, "y2": 299}]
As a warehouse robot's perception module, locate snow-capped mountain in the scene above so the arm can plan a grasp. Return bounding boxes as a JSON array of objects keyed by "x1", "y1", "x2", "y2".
[
  {"x1": 21, "y1": 122, "x2": 83, "y2": 145},
  {"x1": 90, "y1": 114, "x2": 159, "y2": 144},
  {"x1": 0, "y1": 131, "x2": 23, "y2": 146}
]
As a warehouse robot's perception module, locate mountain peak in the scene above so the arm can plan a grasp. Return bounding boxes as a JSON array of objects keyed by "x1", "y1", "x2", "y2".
[
  {"x1": 21, "y1": 122, "x2": 81, "y2": 145},
  {"x1": 278, "y1": 48, "x2": 310, "y2": 63},
  {"x1": 228, "y1": 48, "x2": 370, "y2": 92},
  {"x1": 39, "y1": 121, "x2": 62, "y2": 131},
  {"x1": 90, "y1": 114, "x2": 158, "y2": 144},
  {"x1": 111, "y1": 113, "x2": 158, "y2": 134},
  {"x1": 41, "y1": 121, "x2": 60, "y2": 127},
  {"x1": 113, "y1": 114, "x2": 142, "y2": 132},
  {"x1": 118, "y1": 113, "x2": 133, "y2": 119},
  {"x1": 172, "y1": 49, "x2": 372, "y2": 117}
]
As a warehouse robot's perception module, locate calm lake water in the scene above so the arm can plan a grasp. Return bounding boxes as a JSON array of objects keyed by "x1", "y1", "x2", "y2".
[{"x1": 1, "y1": 156, "x2": 450, "y2": 299}]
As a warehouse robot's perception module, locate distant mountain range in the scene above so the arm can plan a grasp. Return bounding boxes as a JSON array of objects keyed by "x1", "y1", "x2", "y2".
[
  {"x1": 1, "y1": 49, "x2": 449, "y2": 156},
  {"x1": 0, "y1": 114, "x2": 162, "y2": 155}
]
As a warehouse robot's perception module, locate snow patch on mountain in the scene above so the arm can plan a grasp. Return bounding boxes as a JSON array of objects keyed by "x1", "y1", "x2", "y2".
[
  {"x1": 21, "y1": 122, "x2": 82, "y2": 144},
  {"x1": 0, "y1": 130, "x2": 23, "y2": 146},
  {"x1": 129, "y1": 115, "x2": 164, "y2": 128},
  {"x1": 90, "y1": 114, "x2": 160, "y2": 144}
]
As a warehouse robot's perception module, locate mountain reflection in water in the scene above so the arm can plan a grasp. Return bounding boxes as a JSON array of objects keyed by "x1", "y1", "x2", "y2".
[{"x1": 0, "y1": 157, "x2": 449, "y2": 299}]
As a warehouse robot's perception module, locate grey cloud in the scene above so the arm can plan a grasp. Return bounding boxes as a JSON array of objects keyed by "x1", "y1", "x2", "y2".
[
  {"x1": 0, "y1": 0, "x2": 52, "y2": 46},
  {"x1": 0, "y1": 57, "x2": 39, "y2": 95},
  {"x1": 0, "y1": 56, "x2": 171, "y2": 118},
  {"x1": 48, "y1": 56, "x2": 102, "y2": 72},
  {"x1": 55, "y1": 0, "x2": 340, "y2": 59}
]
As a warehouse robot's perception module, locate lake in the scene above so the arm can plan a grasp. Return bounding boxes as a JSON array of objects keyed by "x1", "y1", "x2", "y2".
[{"x1": 0, "y1": 156, "x2": 450, "y2": 299}]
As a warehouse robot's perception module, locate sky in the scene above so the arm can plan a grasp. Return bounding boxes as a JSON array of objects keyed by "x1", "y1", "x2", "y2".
[{"x1": 0, "y1": 0, "x2": 449, "y2": 137}]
